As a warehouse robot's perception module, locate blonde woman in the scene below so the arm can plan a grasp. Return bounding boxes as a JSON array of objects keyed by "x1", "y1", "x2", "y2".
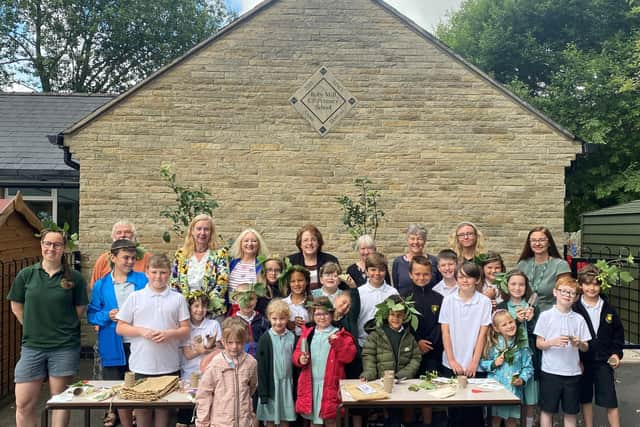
[
  {"x1": 170, "y1": 214, "x2": 229, "y2": 315},
  {"x1": 448, "y1": 222, "x2": 486, "y2": 263},
  {"x1": 229, "y1": 228, "x2": 269, "y2": 293}
]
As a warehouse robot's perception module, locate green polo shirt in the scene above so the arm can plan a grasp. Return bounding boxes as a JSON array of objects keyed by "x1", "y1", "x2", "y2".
[{"x1": 7, "y1": 263, "x2": 88, "y2": 350}]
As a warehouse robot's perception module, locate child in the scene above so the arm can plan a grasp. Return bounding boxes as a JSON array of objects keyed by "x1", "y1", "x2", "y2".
[
  {"x1": 439, "y1": 261, "x2": 492, "y2": 427},
  {"x1": 433, "y1": 249, "x2": 458, "y2": 298},
  {"x1": 496, "y1": 270, "x2": 538, "y2": 427},
  {"x1": 534, "y1": 276, "x2": 591, "y2": 427},
  {"x1": 283, "y1": 265, "x2": 312, "y2": 336},
  {"x1": 311, "y1": 262, "x2": 343, "y2": 303},
  {"x1": 407, "y1": 255, "x2": 443, "y2": 427},
  {"x1": 256, "y1": 255, "x2": 285, "y2": 315},
  {"x1": 357, "y1": 252, "x2": 399, "y2": 346},
  {"x1": 195, "y1": 317, "x2": 258, "y2": 427},
  {"x1": 361, "y1": 295, "x2": 422, "y2": 426},
  {"x1": 88, "y1": 239, "x2": 148, "y2": 427},
  {"x1": 573, "y1": 265, "x2": 624, "y2": 427},
  {"x1": 257, "y1": 299, "x2": 297, "y2": 427},
  {"x1": 293, "y1": 297, "x2": 356, "y2": 427},
  {"x1": 479, "y1": 251, "x2": 505, "y2": 308},
  {"x1": 231, "y1": 283, "x2": 270, "y2": 357},
  {"x1": 116, "y1": 254, "x2": 190, "y2": 427},
  {"x1": 480, "y1": 310, "x2": 533, "y2": 427}
]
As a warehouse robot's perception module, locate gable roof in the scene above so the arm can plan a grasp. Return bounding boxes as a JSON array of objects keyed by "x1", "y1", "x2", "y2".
[
  {"x1": 582, "y1": 200, "x2": 640, "y2": 217},
  {"x1": 0, "y1": 192, "x2": 43, "y2": 230},
  {"x1": 0, "y1": 92, "x2": 113, "y2": 186},
  {"x1": 63, "y1": 0, "x2": 582, "y2": 148}
]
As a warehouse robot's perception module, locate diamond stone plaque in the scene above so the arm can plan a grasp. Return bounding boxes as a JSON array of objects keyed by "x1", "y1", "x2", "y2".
[{"x1": 290, "y1": 66, "x2": 358, "y2": 136}]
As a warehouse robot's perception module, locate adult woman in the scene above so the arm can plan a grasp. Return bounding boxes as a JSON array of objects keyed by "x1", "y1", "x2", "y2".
[
  {"x1": 392, "y1": 224, "x2": 440, "y2": 296},
  {"x1": 170, "y1": 214, "x2": 229, "y2": 315},
  {"x1": 346, "y1": 234, "x2": 390, "y2": 287},
  {"x1": 229, "y1": 228, "x2": 269, "y2": 293},
  {"x1": 89, "y1": 220, "x2": 151, "y2": 289},
  {"x1": 516, "y1": 226, "x2": 571, "y2": 313},
  {"x1": 287, "y1": 224, "x2": 339, "y2": 290},
  {"x1": 448, "y1": 221, "x2": 486, "y2": 264},
  {"x1": 8, "y1": 228, "x2": 88, "y2": 427}
]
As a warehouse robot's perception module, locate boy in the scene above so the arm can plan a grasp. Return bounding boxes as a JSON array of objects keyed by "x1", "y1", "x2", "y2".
[
  {"x1": 231, "y1": 283, "x2": 270, "y2": 358},
  {"x1": 433, "y1": 249, "x2": 458, "y2": 298},
  {"x1": 439, "y1": 261, "x2": 492, "y2": 427},
  {"x1": 407, "y1": 256, "x2": 443, "y2": 427},
  {"x1": 357, "y1": 252, "x2": 398, "y2": 346},
  {"x1": 88, "y1": 239, "x2": 148, "y2": 427},
  {"x1": 534, "y1": 276, "x2": 591, "y2": 427},
  {"x1": 116, "y1": 254, "x2": 190, "y2": 427},
  {"x1": 573, "y1": 265, "x2": 624, "y2": 427}
]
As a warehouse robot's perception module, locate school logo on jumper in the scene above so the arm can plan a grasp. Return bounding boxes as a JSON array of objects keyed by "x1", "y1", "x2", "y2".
[
  {"x1": 431, "y1": 305, "x2": 439, "y2": 313},
  {"x1": 605, "y1": 313, "x2": 613, "y2": 323}
]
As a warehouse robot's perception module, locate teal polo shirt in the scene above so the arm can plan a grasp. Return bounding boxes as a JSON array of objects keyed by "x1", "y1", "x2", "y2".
[{"x1": 8, "y1": 263, "x2": 88, "y2": 350}]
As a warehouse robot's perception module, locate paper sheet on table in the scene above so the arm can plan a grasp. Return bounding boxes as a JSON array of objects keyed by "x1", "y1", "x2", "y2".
[
  {"x1": 426, "y1": 386, "x2": 457, "y2": 399},
  {"x1": 343, "y1": 382, "x2": 389, "y2": 401}
]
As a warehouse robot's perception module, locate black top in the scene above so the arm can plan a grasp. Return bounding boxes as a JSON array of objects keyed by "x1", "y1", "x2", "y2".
[
  {"x1": 347, "y1": 263, "x2": 392, "y2": 287},
  {"x1": 572, "y1": 297, "x2": 624, "y2": 363}
]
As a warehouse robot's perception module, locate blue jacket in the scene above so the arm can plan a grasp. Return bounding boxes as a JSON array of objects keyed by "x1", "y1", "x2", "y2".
[{"x1": 88, "y1": 271, "x2": 148, "y2": 366}]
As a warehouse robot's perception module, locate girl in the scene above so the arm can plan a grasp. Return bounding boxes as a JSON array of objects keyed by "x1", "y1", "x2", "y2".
[
  {"x1": 256, "y1": 255, "x2": 285, "y2": 315},
  {"x1": 283, "y1": 265, "x2": 312, "y2": 336},
  {"x1": 195, "y1": 317, "x2": 258, "y2": 427},
  {"x1": 231, "y1": 283, "x2": 270, "y2": 357},
  {"x1": 448, "y1": 222, "x2": 486, "y2": 263},
  {"x1": 179, "y1": 292, "x2": 222, "y2": 426},
  {"x1": 311, "y1": 262, "x2": 343, "y2": 303},
  {"x1": 497, "y1": 270, "x2": 539, "y2": 427},
  {"x1": 293, "y1": 297, "x2": 356, "y2": 427},
  {"x1": 257, "y1": 300, "x2": 297, "y2": 427},
  {"x1": 480, "y1": 310, "x2": 533, "y2": 427},
  {"x1": 480, "y1": 251, "x2": 505, "y2": 308}
]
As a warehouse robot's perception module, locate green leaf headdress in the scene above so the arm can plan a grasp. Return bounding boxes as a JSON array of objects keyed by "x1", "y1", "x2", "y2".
[
  {"x1": 183, "y1": 288, "x2": 226, "y2": 314},
  {"x1": 306, "y1": 296, "x2": 335, "y2": 313},
  {"x1": 230, "y1": 282, "x2": 267, "y2": 308},
  {"x1": 374, "y1": 295, "x2": 421, "y2": 331},
  {"x1": 35, "y1": 220, "x2": 79, "y2": 252}
]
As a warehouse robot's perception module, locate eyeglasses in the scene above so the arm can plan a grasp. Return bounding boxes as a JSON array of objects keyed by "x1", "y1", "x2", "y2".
[
  {"x1": 530, "y1": 238, "x2": 549, "y2": 244},
  {"x1": 321, "y1": 273, "x2": 339, "y2": 278},
  {"x1": 313, "y1": 312, "x2": 331, "y2": 317},
  {"x1": 42, "y1": 241, "x2": 64, "y2": 249},
  {"x1": 456, "y1": 232, "x2": 475, "y2": 238},
  {"x1": 265, "y1": 268, "x2": 281, "y2": 274},
  {"x1": 557, "y1": 289, "x2": 577, "y2": 297}
]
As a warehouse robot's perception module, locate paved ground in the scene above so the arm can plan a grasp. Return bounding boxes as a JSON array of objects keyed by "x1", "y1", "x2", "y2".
[{"x1": 1, "y1": 352, "x2": 639, "y2": 426}]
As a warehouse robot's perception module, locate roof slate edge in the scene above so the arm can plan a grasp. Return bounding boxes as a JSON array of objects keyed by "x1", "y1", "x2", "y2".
[
  {"x1": 582, "y1": 200, "x2": 640, "y2": 217},
  {"x1": 63, "y1": 0, "x2": 583, "y2": 148}
]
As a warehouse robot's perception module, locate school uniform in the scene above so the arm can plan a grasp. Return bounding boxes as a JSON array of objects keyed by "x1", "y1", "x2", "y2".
[
  {"x1": 573, "y1": 296, "x2": 624, "y2": 408},
  {"x1": 357, "y1": 281, "x2": 399, "y2": 346}
]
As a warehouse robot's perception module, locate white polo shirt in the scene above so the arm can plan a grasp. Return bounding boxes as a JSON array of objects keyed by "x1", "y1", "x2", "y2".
[
  {"x1": 433, "y1": 279, "x2": 458, "y2": 298},
  {"x1": 439, "y1": 290, "x2": 492, "y2": 370},
  {"x1": 580, "y1": 296, "x2": 603, "y2": 333},
  {"x1": 534, "y1": 306, "x2": 591, "y2": 376},
  {"x1": 357, "y1": 281, "x2": 399, "y2": 346},
  {"x1": 180, "y1": 317, "x2": 222, "y2": 381},
  {"x1": 117, "y1": 286, "x2": 190, "y2": 375}
]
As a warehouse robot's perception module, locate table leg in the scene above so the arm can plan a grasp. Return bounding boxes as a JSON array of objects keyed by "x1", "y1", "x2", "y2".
[
  {"x1": 40, "y1": 407, "x2": 49, "y2": 427},
  {"x1": 85, "y1": 408, "x2": 91, "y2": 426},
  {"x1": 520, "y1": 402, "x2": 526, "y2": 427}
]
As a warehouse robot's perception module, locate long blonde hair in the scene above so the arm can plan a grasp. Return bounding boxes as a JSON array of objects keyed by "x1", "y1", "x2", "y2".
[
  {"x1": 229, "y1": 228, "x2": 269, "y2": 260},
  {"x1": 448, "y1": 221, "x2": 486, "y2": 261},
  {"x1": 180, "y1": 214, "x2": 218, "y2": 258},
  {"x1": 482, "y1": 309, "x2": 514, "y2": 359}
]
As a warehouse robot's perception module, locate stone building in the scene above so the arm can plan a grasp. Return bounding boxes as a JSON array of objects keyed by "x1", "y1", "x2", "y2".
[{"x1": 63, "y1": 0, "x2": 581, "y2": 272}]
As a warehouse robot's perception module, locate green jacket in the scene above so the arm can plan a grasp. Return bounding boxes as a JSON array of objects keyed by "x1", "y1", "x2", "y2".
[{"x1": 361, "y1": 325, "x2": 422, "y2": 381}]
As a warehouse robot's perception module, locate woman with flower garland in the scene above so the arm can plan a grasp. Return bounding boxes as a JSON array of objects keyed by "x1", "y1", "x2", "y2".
[
  {"x1": 170, "y1": 214, "x2": 229, "y2": 316},
  {"x1": 8, "y1": 227, "x2": 88, "y2": 427}
]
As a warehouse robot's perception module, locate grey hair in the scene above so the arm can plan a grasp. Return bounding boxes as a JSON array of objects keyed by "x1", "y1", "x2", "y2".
[
  {"x1": 111, "y1": 220, "x2": 137, "y2": 241},
  {"x1": 355, "y1": 234, "x2": 376, "y2": 250},
  {"x1": 406, "y1": 223, "x2": 427, "y2": 240}
]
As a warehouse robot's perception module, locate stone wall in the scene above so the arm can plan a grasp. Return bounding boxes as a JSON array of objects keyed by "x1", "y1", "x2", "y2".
[{"x1": 65, "y1": 0, "x2": 581, "y2": 281}]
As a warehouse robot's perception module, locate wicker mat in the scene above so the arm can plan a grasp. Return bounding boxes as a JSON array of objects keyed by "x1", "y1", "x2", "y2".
[{"x1": 119, "y1": 375, "x2": 179, "y2": 401}]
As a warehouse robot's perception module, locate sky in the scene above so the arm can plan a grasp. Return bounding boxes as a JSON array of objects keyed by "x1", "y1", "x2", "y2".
[{"x1": 225, "y1": 0, "x2": 463, "y2": 32}]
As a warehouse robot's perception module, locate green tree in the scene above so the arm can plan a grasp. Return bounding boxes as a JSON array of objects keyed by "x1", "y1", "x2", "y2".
[
  {"x1": 0, "y1": 0, "x2": 232, "y2": 92},
  {"x1": 437, "y1": 0, "x2": 640, "y2": 230},
  {"x1": 336, "y1": 177, "x2": 385, "y2": 240}
]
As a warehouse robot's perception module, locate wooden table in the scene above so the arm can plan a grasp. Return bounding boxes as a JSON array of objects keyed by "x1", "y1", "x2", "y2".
[
  {"x1": 336, "y1": 378, "x2": 524, "y2": 427},
  {"x1": 41, "y1": 381, "x2": 194, "y2": 427}
]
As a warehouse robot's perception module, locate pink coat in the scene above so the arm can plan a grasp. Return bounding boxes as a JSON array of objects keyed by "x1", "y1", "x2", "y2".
[
  {"x1": 293, "y1": 326, "x2": 357, "y2": 420},
  {"x1": 195, "y1": 352, "x2": 258, "y2": 427}
]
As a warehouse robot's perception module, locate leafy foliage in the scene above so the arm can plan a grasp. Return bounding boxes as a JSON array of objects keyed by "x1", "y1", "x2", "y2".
[
  {"x1": 35, "y1": 219, "x2": 79, "y2": 251},
  {"x1": 336, "y1": 177, "x2": 385, "y2": 240},
  {"x1": 374, "y1": 295, "x2": 421, "y2": 331},
  {"x1": 594, "y1": 255, "x2": 636, "y2": 292},
  {"x1": 0, "y1": 0, "x2": 232, "y2": 92},
  {"x1": 437, "y1": 0, "x2": 640, "y2": 230},
  {"x1": 159, "y1": 164, "x2": 219, "y2": 242}
]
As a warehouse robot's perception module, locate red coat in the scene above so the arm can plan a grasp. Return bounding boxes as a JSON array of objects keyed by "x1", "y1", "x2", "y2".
[{"x1": 292, "y1": 325, "x2": 357, "y2": 420}]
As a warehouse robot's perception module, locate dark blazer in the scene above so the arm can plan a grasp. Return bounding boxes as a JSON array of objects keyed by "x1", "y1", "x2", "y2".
[
  {"x1": 286, "y1": 251, "x2": 339, "y2": 269},
  {"x1": 573, "y1": 297, "x2": 624, "y2": 363}
]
